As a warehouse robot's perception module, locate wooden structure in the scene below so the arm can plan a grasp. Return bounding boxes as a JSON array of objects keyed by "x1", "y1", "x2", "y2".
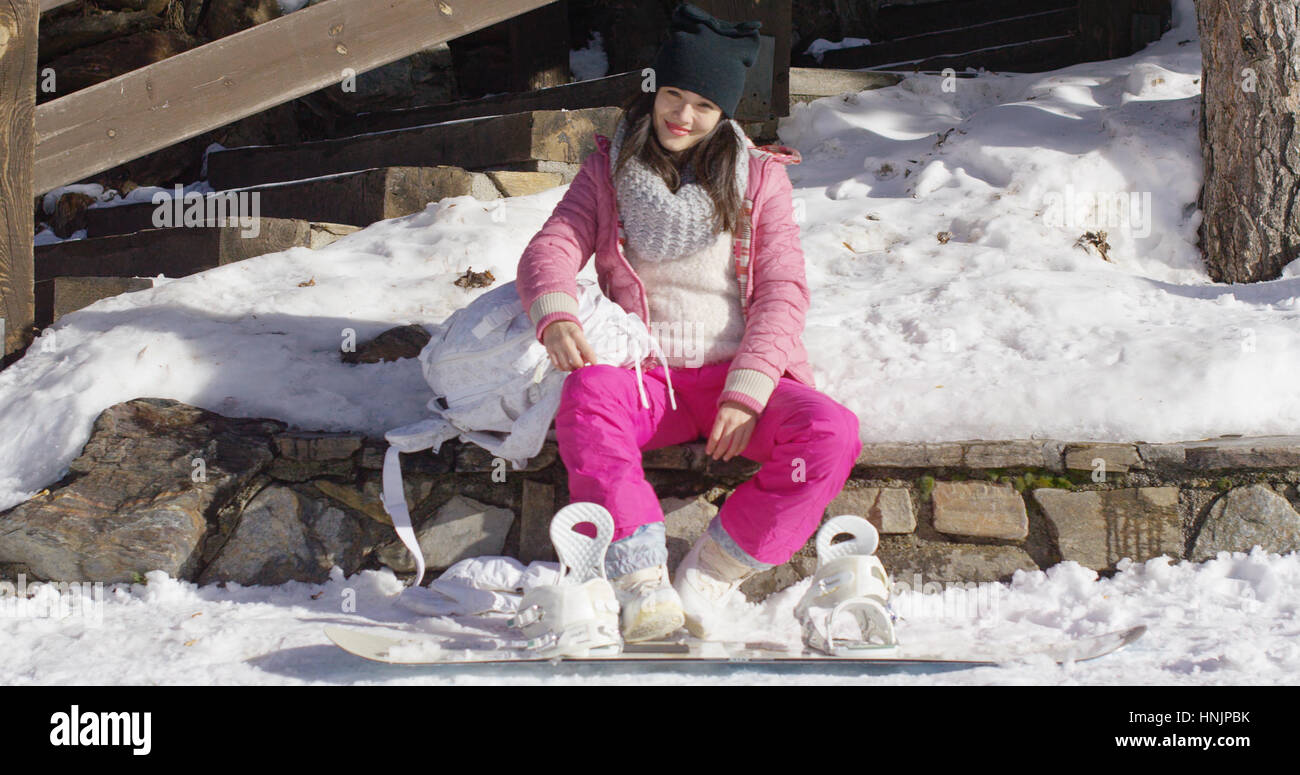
[
  {"x1": 815, "y1": 0, "x2": 1171, "y2": 74},
  {"x1": 4, "y1": 0, "x2": 559, "y2": 360},
  {"x1": 3, "y1": 0, "x2": 795, "y2": 362}
]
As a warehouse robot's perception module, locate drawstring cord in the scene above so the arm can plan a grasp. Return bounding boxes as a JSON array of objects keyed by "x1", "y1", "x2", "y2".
[{"x1": 628, "y1": 320, "x2": 676, "y2": 411}]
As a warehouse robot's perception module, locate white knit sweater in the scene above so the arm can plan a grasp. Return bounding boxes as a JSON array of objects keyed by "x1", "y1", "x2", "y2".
[{"x1": 625, "y1": 229, "x2": 746, "y2": 369}]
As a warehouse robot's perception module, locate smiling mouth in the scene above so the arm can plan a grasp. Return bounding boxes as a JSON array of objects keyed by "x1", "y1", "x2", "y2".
[{"x1": 666, "y1": 121, "x2": 691, "y2": 135}]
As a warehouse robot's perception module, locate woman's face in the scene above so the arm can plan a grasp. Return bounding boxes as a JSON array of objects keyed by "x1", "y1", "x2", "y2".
[{"x1": 653, "y1": 86, "x2": 723, "y2": 154}]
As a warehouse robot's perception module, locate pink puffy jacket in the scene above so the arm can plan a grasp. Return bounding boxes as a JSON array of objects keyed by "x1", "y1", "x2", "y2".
[{"x1": 516, "y1": 130, "x2": 816, "y2": 415}]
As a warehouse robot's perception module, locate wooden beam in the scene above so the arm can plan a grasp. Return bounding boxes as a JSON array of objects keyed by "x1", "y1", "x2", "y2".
[
  {"x1": 2, "y1": 0, "x2": 38, "y2": 359},
  {"x1": 33, "y1": 0, "x2": 558, "y2": 194},
  {"x1": 337, "y1": 71, "x2": 643, "y2": 137}
]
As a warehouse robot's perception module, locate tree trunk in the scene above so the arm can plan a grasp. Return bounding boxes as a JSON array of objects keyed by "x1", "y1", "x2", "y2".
[{"x1": 1197, "y1": 0, "x2": 1300, "y2": 282}]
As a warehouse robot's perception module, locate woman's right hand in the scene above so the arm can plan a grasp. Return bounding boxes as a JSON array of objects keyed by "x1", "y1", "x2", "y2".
[{"x1": 542, "y1": 320, "x2": 598, "y2": 371}]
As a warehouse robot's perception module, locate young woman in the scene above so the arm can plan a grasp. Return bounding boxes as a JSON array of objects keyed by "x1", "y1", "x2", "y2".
[{"x1": 515, "y1": 3, "x2": 862, "y2": 642}]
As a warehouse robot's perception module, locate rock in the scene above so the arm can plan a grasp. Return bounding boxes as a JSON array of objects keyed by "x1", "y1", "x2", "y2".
[
  {"x1": 96, "y1": 0, "x2": 172, "y2": 12},
  {"x1": 876, "y1": 535, "x2": 1040, "y2": 584},
  {"x1": 376, "y1": 494, "x2": 514, "y2": 573},
  {"x1": 642, "y1": 445, "x2": 692, "y2": 470},
  {"x1": 355, "y1": 471, "x2": 439, "y2": 523},
  {"x1": 266, "y1": 457, "x2": 356, "y2": 482},
  {"x1": 741, "y1": 549, "x2": 818, "y2": 602},
  {"x1": 313, "y1": 479, "x2": 392, "y2": 526},
  {"x1": 518, "y1": 480, "x2": 556, "y2": 563},
  {"x1": 1136, "y1": 442, "x2": 1186, "y2": 468},
  {"x1": 1191, "y1": 484, "x2": 1300, "y2": 560},
  {"x1": 825, "y1": 485, "x2": 916, "y2": 533},
  {"x1": 274, "y1": 432, "x2": 363, "y2": 461},
  {"x1": 931, "y1": 481, "x2": 1028, "y2": 540},
  {"x1": 199, "y1": 485, "x2": 379, "y2": 585},
  {"x1": 360, "y1": 441, "x2": 452, "y2": 474},
  {"x1": 662, "y1": 496, "x2": 719, "y2": 572},
  {"x1": 1033, "y1": 487, "x2": 1182, "y2": 570},
  {"x1": 200, "y1": 0, "x2": 281, "y2": 41},
  {"x1": 39, "y1": 29, "x2": 199, "y2": 104},
  {"x1": 37, "y1": 9, "x2": 165, "y2": 64},
  {"x1": 51, "y1": 192, "x2": 97, "y2": 239},
  {"x1": 1064, "y1": 443, "x2": 1142, "y2": 474},
  {"x1": 962, "y1": 440, "x2": 1061, "y2": 471},
  {"x1": 0, "y1": 399, "x2": 281, "y2": 582},
  {"x1": 455, "y1": 441, "x2": 557, "y2": 473},
  {"x1": 855, "y1": 441, "x2": 963, "y2": 468},
  {"x1": 1181, "y1": 436, "x2": 1300, "y2": 470},
  {"x1": 340, "y1": 324, "x2": 431, "y2": 364}
]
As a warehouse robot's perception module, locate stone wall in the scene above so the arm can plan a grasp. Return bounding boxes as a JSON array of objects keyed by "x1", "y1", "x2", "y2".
[{"x1": 2, "y1": 398, "x2": 1297, "y2": 600}]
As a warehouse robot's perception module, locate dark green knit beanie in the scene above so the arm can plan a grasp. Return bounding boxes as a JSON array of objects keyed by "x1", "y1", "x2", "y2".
[{"x1": 649, "y1": 2, "x2": 762, "y2": 119}]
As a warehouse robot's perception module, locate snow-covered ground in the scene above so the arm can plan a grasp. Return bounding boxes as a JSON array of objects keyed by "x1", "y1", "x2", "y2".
[
  {"x1": 2, "y1": 0, "x2": 1296, "y2": 684},
  {"x1": 2, "y1": 551, "x2": 1294, "y2": 685}
]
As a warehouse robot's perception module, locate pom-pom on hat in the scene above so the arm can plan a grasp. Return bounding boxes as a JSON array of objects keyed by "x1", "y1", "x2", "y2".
[{"x1": 649, "y1": 2, "x2": 762, "y2": 119}]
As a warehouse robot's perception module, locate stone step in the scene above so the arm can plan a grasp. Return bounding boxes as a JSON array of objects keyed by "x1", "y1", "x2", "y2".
[
  {"x1": 82, "y1": 166, "x2": 554, "y2": 239},
  {"x1": 9, "y1": 396, "x2": 1299, "y2": 589},
  {"x1": 205, "y1": 106, "x2": 619, "y2": 190},
  {"x1": 34, "y1": 218, "x2": 358, "y2": 284}
]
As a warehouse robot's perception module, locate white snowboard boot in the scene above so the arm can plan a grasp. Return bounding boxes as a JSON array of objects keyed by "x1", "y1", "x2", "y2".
[
  {"x1": 795, "y1": 515, "x2": 898, "y2": 655},
  {"x1": 510, "y1": 503, "x2": 622, "y2": 657},
  {"x1": 610, "y1": 564, "x2": 685, "y2": 642},
  {"x1": 673, "y1": 531, "x2": 759, "y2": 640}
]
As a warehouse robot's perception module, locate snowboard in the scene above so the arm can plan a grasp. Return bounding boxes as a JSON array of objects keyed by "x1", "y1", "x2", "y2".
[{"x1": 324, "y1": 623, "x2": 1146, "y2": 667}]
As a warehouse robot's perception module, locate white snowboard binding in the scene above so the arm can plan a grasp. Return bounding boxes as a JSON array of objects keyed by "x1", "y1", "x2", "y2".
[
  {"x1": 509, "y1": 503, "x2": 623, "y2": 658},
  {"x1": 795, "y1": 515, "x2": 898, "y2": 656}
]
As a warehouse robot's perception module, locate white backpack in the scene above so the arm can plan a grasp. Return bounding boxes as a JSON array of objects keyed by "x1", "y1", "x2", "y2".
[{"x1": 380, "y1": 278, "x2": 669, "y2": 586}]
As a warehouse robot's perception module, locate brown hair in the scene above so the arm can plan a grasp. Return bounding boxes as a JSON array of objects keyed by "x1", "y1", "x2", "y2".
[{"x1": 611, "y1": 88, "x2": 747, "y2": 238}]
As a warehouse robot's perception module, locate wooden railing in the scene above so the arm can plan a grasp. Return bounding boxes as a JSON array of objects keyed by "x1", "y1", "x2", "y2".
[{"x1": 2, "y1": 0, "x2": 558, "y2": 359}]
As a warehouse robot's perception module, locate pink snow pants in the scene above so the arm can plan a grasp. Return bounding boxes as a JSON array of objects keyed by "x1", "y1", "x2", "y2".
[{"x1": 555, "y1": 360, "x2": 862, "y2": 566}]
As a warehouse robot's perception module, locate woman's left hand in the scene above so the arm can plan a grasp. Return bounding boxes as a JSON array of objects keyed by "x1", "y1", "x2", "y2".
[{"x1": 707, "y1": 401, "x2": 758, "y2": 461}]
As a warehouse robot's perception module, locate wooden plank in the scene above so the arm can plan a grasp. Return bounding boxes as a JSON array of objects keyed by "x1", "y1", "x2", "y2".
[
  {"x1": 822, "y1": 9, "x2": 1078, "y2": 69},
  {"x1": 866, "y1": 34, "x2": 1080, "y2": 74},
  {"x1": 1, "y1": 0, "x2": 38, "y2": 360},
  {"x1": 33, "y1": 0, "x2": 558, "y2": 194},
  {"x1": 83, "y1": 166, "x2": 501, "y2": 237},
  {"x1": 205, "y1": 106, "x2": 618, "y2": 190},
  {"x1": 33, "y1": 218, "x2": 317, "y2": 282},
  {"x1": 789, "y1": 67, "x2": 903, "y2": 99},
  {"x1": 877, "y1": 0, "x2": 1077, "y2": 39},
  {"x1": 1078, "y1": 0, "x2": 1131, "y2": 62},
  {"x1": 35, "y1": 276, "x2": 153, "y2": 327},
  {"x1": 337, "y1": 71, "x2": 642, "y2": 137}
]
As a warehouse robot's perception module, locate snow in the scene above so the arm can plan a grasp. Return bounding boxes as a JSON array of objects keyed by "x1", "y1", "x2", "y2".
[
  {"x1": 570, "y1": 31, "x2": 610, "y2": 82},
  {"x1": 804, "y1": 37, "x2": 873, "y2": 64},
  {"x1": 2, "y1": 0, "x2": 1296, "y2": 684},
  {"x1": 1, "y1": 551, "x2": 1295, "y2": 684}
]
